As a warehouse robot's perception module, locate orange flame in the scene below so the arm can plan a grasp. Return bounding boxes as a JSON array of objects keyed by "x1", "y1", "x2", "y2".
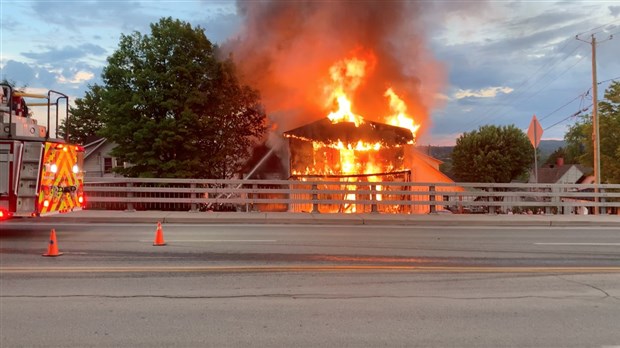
[
  {"x1": 291, "y1": 54, "x2": 420, "y2": 213},
  {"x1": 325, "y1": 57, "x2": 367, "y2": 126},
  {"x1": 384, "y1": 87, "x2": 420, "y2": 139}
]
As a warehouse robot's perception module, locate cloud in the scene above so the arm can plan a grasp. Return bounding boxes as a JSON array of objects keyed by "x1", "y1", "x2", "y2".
[
  {"x1": 455, "y1": 86, "x2": 514, "y2": 99},
  {"x1": 57, "y1": 70, "x2": 95, "y2": 84},
  {"x1": 21, "y1": 44, "x2": 106, "y2": 65},
  {"x1": 0, "y1": 60, "x2": 36, "y2": 85},
  {"x1": 30, "y1": 1, "x2": 147, "y2": 32}
]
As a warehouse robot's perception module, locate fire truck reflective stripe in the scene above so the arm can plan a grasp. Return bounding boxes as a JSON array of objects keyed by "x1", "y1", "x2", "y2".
[{"x1": 38, "y1": 142, "x2": 84, "y2": 214}]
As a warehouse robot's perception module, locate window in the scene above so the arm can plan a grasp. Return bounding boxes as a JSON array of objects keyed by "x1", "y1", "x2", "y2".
[{"x1": 103, "y1": 157, "x2": 113, "y2": 174}]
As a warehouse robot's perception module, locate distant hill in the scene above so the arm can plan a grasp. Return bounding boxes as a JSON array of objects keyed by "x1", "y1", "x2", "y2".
[
  {"x1": 537, "y1": 140, "x2": 566, "y2": 159},
  {"x1": 418, "y1": 140, "x2": 567, "y2": 179},
  {"x1": 419, "y1": 140, "x2": 566, "y2": 162}
]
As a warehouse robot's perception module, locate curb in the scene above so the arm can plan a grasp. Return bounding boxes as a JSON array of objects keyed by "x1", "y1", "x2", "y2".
[{"x1": 29, "y1": 210, "x2": 620, "y2": 227}]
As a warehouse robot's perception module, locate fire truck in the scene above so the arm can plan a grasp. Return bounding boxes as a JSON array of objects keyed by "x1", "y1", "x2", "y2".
[{"x1": 0, "y1": 83, "x2": 85, "y2": 220}]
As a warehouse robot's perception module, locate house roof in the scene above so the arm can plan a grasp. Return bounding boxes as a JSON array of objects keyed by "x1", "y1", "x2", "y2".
[
  {"x1": 283, "y1": 118, "x2": 413, "y2": 145},
  {"x1": 536, "y1": 164, "x2": 591, "y2": 184},
  {"x1": 413, "y1": 147, "x2": 444, "y2": 165},
  {"x1": 83, "y1": 137, "x2": 107, "y2": 160}
]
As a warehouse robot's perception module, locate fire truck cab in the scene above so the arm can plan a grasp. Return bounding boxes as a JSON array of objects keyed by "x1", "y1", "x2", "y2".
[{"x1": 0, "y1": 84, "x2": 85, "y2": 219}]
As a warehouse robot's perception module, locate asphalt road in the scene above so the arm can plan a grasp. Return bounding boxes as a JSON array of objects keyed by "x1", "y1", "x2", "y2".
[{"x1": 1, "y1": 221, "x2": 620, "y2": 347}]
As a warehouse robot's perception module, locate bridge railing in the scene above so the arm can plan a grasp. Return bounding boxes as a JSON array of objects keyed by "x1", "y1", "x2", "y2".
[{"x1": 83, "y1": 178, "x2": 620, "y2": 215}]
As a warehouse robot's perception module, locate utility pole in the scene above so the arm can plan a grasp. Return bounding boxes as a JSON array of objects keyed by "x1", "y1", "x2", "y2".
[{"x1": 576, "y1": 33, "x2": 613, "y2": 214}]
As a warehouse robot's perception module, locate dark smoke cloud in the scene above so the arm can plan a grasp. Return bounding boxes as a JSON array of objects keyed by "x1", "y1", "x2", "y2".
[{"x1": 224, "y1": 0, "x2": 451, "y2": 144}]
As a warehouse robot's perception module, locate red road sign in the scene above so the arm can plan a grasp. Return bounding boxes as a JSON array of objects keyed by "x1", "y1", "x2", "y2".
[{"x1": 528, "y1": 115, "x2": 543, "y2": 148}]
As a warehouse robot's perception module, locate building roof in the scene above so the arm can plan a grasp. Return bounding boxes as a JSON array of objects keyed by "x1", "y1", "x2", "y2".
[
  {"x1": 536, "y1": 164, "x2": 591, "y2": 184},
  {"x1": 283, "y1": 118, "x2": 414, "y2": 145},
  {"x1": 83, "y1": 137, "x2": 107, "y2": 160}
]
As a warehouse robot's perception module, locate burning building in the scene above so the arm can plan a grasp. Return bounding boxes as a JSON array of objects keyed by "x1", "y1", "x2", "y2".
[
  {"x1": 227, "y1": 1, "x2": 466, "y2": 213},
  {"x1": 284, "y1": 117, "x2": 413, "y2": 177},
  {"x1": 241, "y1": 54, "x2": 456, "y2": 214}
]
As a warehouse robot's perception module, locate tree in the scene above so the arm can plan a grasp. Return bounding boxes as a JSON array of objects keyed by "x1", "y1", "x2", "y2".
[
  {"x1": 564, "y1": 81, "x2": 620, "y2": 184},
  {"x1": 565, "y1": 81, "x2": 620, "y2": 183},
  {"x1": 59, "y1": 84, "x2": 105, "y2": 145},
  {"x1": 451, "y1": 125, "x2": 534, "y2": 183},
  {"x1": 99, "y1": 17, "x2": 266, "y2": 178}
]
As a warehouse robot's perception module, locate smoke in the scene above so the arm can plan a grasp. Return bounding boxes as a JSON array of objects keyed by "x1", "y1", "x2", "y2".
[{"x1": 223, "y1": 0, "x2": 451, "y2": 146}]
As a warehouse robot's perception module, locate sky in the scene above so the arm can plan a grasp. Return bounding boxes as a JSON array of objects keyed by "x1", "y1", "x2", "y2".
[{"x1": 1, "y1": 0, "x2": 619, "y2": 146}]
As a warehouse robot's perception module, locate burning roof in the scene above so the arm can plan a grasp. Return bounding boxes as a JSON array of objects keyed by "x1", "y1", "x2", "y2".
[{"x1": 283, "y1": 118, "x2": 413, "y2": 146}]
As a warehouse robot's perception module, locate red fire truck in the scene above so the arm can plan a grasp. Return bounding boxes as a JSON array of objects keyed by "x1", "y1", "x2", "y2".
[{"x1": 0, "y1": 84, "x2": 85, "y2": 219}]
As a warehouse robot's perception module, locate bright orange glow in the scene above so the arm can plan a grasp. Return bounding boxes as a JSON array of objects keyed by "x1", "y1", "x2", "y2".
[
  {"x1": 43, "y1": 200, "x2": 50, "y2": 208},
  {"x1": 385, "y1": 88, "x2": 420, "y2": 139},
  {"x1": 290, "y1": 54, "x2": 425, "y2": 213},
  {"x1": 78, "y1": 195, "x2": 84, "y2": 204},
  {"x1": 325, "y1": 57, "x2": 367, "y2": 126}
]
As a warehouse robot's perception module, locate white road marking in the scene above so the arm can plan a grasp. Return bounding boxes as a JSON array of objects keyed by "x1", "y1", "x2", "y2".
[
  {"x1": 139, "y1": 239, "x2": 277, "y2": 243},
  {"x1": 535, "y1": 243, "x2": 620, "y2": 246}
]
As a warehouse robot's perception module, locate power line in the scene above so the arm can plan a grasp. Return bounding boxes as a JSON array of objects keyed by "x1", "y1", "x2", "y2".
[
  {"x1": 575, "y1": 18, "x2": 620, "y2": 37},
  {"x1": 448, "y1": 22, "x2": 617, "y2": 135},
  {"x1": 538, "y1": 93, "x2": 585, "y2": 122},
  {"x1": 598, "y1": 76, "x2": 620, "y2": 84},
  {"x1": 456, "y1": 42, "x2": 585, "y2": 132},
  {"x1": 543, "y1": 104, "x2": 592, "y2": 131},
  {"x1": 541, "y1": 75, "x2": 619, "y2": 127},
  {"x1": 519, "y1": 53, "x2": 587, "y2": 105},
  {"x1": 472, "y1": 20, "x2": 618, "y2": 130}
]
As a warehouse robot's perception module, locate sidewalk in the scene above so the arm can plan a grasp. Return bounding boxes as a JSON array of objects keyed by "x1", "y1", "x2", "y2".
[{"x1": 35, "y1": 209, "x2": 620, "y2": 227}]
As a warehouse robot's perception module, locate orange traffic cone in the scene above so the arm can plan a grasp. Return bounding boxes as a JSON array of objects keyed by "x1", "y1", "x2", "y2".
[
  {"x1": 42, "y1": 229, "x2": 63, "y2": 257},
  {"x1": 153, "y1": 222, "x2": 166, "y2": 246}
]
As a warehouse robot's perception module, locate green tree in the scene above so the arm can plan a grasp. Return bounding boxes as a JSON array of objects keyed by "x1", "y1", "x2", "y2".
[
  {"x1": 451, "y1": 125, "x2": 534, "y2": 183},
  {"x1": 99, "y1": 17, "x2": 266, "y2": 178},
  {"x1": 565, "y1": 81, "x2": 620, "y2": 183},
  {"x1": 59, "y1": 84, "x2": 105, "y2": 145}
]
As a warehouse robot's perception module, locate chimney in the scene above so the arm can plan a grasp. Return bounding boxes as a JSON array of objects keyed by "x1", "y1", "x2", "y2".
[{"x1": 556, "y1": 157, "x2": 564, "y2": 167}]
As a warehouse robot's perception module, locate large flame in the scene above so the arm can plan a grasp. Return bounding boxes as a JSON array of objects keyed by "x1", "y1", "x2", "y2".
[
  {"x1": 290, "y1": 54, "x2": 419, "y2": 180},
  {"x1": 324, "y1": 56, "x2": 419, "y2": 138},
  {"x1": 384, "y1": 88, "x2": 420, "y2": 138},
  {"x1": 325, "y1": 57, "x2": 367, "y2": 126}
]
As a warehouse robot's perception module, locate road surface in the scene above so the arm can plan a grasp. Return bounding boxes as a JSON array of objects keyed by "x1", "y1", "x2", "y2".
[{"x1": 1, "y1": 221, "x2": 619, "y2": 347}]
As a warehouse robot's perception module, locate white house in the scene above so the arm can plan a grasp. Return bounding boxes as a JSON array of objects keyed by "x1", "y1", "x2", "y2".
[
  {"x1": 530, "y1": 158, "x2": 591, "y2": 184},
  {"x1": 83, "y1": 137, "x2": 122, "y2": 178}
]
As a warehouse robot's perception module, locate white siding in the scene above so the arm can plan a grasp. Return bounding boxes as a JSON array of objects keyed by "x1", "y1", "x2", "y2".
[{"x1": 84, "y1": 142, "x2": 122, "y2": 178}]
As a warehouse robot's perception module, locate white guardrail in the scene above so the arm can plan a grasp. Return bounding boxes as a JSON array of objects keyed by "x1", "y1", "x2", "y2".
[{"x1": 84, "y1": 178, "x2": 620, "y2": 215}]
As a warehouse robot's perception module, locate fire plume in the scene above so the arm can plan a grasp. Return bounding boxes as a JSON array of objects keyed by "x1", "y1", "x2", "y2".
[
  {"x1": 384, "y1": 88, "x2": 420, "y2": 138},
  {"x1": 325, "y1": 57, "x2": 368, "y2": 126},
  {"x1": 286, "y1": 55, "x2": 419, "y2": 179}
]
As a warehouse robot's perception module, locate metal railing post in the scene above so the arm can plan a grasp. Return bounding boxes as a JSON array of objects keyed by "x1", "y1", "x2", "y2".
[
  {"x1": 429, "y1": 185, "x2": 436, "y2": 214},
  {"x1": 190, "y1": 183, "x2": 197, "y2": 212},
  {"x1": 251, "y1": 184, "x2": 257, "y2": 212},
  {"x1": 125, "y1": 181, "x2": 135, "y2": 212},
  {"x1": 547, "y1": 187, "x2": 555, "y2": 215},
  {"x1": 287, "y1": 182, "x2": 293, "y2": 212},
  {"x1": 488, "y1": 187, "x2": 496, "y2": 215},
  {"x1": 371, "y1": 184, "x2": 378, "y2": 213},
  {"x1": 311, "y1": 183, "x2": 319, "y2": 213},
  {"x1": 600, "y1": 187, "x2": 607, "y2": 215}
]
